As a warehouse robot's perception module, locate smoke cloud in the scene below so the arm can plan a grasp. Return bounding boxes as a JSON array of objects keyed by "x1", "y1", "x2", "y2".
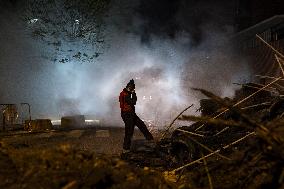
[{"x1": 0, "y1": 0, "x2": 251, "y2": 128}]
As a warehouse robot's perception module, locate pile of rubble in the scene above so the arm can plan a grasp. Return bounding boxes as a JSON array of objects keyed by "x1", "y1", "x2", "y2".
[{"x1": 122, "y1": 79, "x2": 284, "y2": 188}]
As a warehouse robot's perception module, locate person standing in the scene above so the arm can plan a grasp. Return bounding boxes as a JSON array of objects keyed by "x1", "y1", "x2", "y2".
[{"x1": 119, "y1": 79, "x2": 154, "y2": 152}]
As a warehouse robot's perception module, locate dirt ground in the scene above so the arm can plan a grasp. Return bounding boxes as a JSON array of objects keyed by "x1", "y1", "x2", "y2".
[
  {"x1": 0, "y1": 122, "x2": 283, "y2": 189},
  {"x1": 0, "y1": 127, "x2": 173, "y2": 189}
]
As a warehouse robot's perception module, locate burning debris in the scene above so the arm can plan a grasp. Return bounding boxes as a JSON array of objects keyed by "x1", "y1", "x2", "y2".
[{"x1": 121, "y1": 86, "x2": 284, "y2": 187}]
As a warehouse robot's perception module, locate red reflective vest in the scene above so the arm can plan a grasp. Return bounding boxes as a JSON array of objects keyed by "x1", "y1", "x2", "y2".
[{"x1": 119, "y1": 89, "x2": 134, "y2": 112}]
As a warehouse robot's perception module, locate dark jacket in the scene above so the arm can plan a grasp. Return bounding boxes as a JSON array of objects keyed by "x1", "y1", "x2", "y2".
[{"x1": 119, "y1": 88, "x2": 137, "y2": 112}]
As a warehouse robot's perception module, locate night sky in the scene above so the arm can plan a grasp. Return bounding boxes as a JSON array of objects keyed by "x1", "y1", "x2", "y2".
[{"x1": 0, "y1": 0, "x2": 283, "y2": 126}]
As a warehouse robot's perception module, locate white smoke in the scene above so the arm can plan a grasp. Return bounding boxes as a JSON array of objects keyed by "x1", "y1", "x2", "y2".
[{"x1": 0, "y1": 1, "x2": 251, "y2": 128}]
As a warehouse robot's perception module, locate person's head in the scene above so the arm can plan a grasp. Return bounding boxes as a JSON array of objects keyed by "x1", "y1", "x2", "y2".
[{"x1": 126, "y1": 79, "x2": 135, "y2": 91}]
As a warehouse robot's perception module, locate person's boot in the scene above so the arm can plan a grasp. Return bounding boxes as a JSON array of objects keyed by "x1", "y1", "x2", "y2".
[
  {"x1": 122, "y1": 149, "x2": 130, "y2": 154},
  {"x1": 120, "y1": 149, "x2": 131, "y2": 159}
]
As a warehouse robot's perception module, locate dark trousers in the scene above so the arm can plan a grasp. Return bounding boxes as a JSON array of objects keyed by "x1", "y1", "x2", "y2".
[{"x1": 121, "y1": 112, "x2": 154, "y2": 150}]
